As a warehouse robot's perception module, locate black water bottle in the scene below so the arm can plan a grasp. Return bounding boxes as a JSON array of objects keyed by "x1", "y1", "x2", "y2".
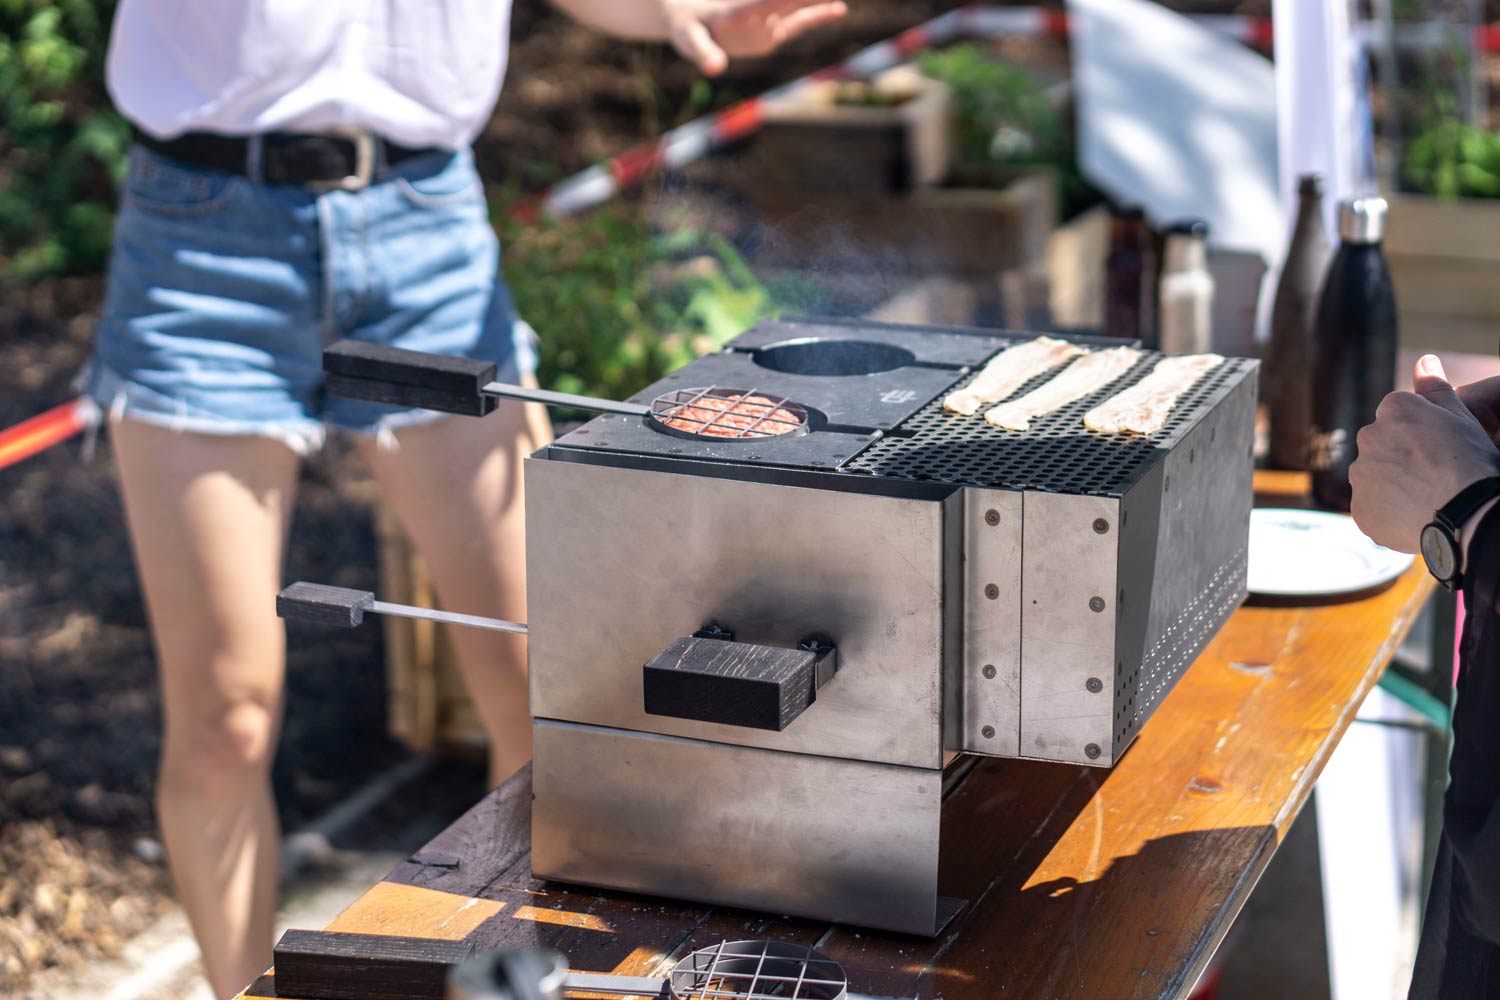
[
  {"x1": 1265, "y1": 174, "x2": 1331, "y2": 470},
  {"x1": 1309, "y1": 196, "x2": 1397, "y2": 511}
]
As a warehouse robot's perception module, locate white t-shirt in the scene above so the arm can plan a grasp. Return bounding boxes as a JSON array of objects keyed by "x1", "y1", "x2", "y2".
[{"x1": 106, "y1": 0, "x2": 513, "y2": 149}]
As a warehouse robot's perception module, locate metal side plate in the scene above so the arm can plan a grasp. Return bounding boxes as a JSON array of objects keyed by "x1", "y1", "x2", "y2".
[{"x1": 960, "y1": 488, "x2": 1022, "y2": 756}]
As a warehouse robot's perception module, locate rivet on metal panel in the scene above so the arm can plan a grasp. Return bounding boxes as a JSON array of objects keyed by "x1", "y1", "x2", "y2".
[
  {"x1": 1089, "y1": 596, "x2": 1106, "y2": 613},
  {"x1": 982, "y1": 664, "x2": 997, "y2": 679},
  {"x1": 1085, "y1": 743, "x2": 1102, "y2": 759},
  {"x1": 985, "y1": 509, "x2": 1001, "y2": 526},
  {"x1": 985, "y1": 583, "x2": 1000, "y2": 600},
  {"x1": 1086, "y1": 677, "x2": 1103, "y2": 693},
  {"x1": 982, "y1": 726, "x2": 996, "y2": 739},
  {"x1": 1092, "y1": 518, "x2": 1109, "y2": 534}
]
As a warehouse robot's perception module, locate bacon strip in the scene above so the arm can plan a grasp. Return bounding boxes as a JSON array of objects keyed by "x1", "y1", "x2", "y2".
[
  {"x1": 982, "y1": 347, "x2": 1141, "y2": 431},
  {"x1": 944, "y1": 337, "x2": 1086, "y2": 417},
  {"x1": 1083, "y1": 354, "x2": 1224, "y2": 435}
]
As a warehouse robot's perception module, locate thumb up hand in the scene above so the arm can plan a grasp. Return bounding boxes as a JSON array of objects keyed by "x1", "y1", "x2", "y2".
[{"x1": 1349, "y1": 355, "x2": 1500, "y2": 552}]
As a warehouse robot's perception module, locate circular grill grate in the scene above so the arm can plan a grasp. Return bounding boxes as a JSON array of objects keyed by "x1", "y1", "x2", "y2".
[
  {"x1": 669, "y1": 940, "x2": 848, "y2": 1000},
  {"x1": 844, "y1": 348, "x2": 1253, "y2": 496},
  {"x1": 650, "y1": 387, "x2": 809, "y2": 441}
]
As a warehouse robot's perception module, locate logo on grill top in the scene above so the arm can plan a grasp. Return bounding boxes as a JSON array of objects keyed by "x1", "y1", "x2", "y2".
[{"x1": 880, "y1": 389, "x2": 917, "y2": 404}]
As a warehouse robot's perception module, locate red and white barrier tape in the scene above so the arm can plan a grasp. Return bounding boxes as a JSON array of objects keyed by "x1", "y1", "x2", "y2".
[{"x1": 0, "y1": 398, "x2": 93, "y2": 472}]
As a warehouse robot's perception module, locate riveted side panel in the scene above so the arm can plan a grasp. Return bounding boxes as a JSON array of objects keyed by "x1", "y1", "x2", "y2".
[
  {"x1": 959, "y1": 487, "x2": 1023, "y2": 756},
  {"x1": 1019, "y1": 492, "x2": 1120, "y2": 765}
]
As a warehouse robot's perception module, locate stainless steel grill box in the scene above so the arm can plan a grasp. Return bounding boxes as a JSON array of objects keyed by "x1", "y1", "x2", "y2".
[
  {"x1": 295, "y1": 317, "x2": 1258, "y2": 937},
  {"x1": 523, "y1": 318, "x2": 1257, "y2": 935}
]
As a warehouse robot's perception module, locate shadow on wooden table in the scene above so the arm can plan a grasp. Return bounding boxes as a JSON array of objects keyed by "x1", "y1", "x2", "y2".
[{"x1": 247, "y1": 759, "x2": 1272, "y2": 1000}]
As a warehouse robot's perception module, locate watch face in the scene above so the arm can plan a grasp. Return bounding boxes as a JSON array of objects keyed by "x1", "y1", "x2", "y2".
[{"x1": 1421, "y1": 523, "x2": 1458, "y2": 583}]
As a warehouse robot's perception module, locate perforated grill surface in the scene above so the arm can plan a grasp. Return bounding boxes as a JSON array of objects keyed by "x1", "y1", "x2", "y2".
[{"x1": 845, "y1": 346, "x2": 1257, "y2": 497}]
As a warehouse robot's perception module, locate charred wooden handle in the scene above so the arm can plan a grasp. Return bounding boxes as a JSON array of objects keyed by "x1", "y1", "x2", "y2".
[
  {"x1": 323, "y1": 339, "x2": 498, "y2": 416},
  {"x1": 276, "y1": 582, "x2": 374, "y2": 628},
  {"x1": 274, "y1": 928, "x2": 474, "y2": 1000},
  {"x1": 642, "y1": 633, "x2": 837, "y2": 732}
]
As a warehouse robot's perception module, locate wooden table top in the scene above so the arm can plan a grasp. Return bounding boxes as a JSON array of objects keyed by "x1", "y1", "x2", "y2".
[{"x1": 241, "y1": 472, "x2": 1435, "y2": 1000}]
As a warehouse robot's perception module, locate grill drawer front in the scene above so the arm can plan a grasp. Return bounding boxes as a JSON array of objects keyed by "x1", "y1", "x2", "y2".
[
  {"x1": 525, "y1": 458, "x2": 955, "y2": 770},
  {"x1": 532, "y1": 721, "x2": 944, "y2": 936}
]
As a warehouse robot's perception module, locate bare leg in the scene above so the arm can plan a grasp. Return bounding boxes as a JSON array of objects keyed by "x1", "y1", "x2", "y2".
[
  {"x1": 358, "y1": 389, "x2": 551, "y2": 785},
  {"x1": 113, "y1": 419, "x2": 300, "y2": 998}
]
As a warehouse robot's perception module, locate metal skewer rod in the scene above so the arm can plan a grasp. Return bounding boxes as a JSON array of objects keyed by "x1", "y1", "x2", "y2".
[
  {"x1": 276, "y1": 582, "x2": 527, "y2": 634},
  {"x1": 562, "y1": 971, "x2": 668, "y2": 996},
  {"x1": 559, "y1": 970, "x2": 912, "y2": 1000},
  {"x1": 481, "y1": 381, "x2": 649, "y2": 417},
  {"x1": 370, "y1": 599, "x2": 528, "y2": 635}
]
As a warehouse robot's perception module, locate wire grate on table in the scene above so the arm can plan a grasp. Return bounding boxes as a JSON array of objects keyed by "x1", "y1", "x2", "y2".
[
  {"x1": 843, "y1": 347, "x2": 1256, "y2": 497},
  {"x1": 668, "y1": 940, "x2": 848, "y2": 1000}
]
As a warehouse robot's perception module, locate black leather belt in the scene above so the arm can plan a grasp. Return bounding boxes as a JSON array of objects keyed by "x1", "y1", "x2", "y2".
[{"x1": 135, "y1": 129, "x2": 438, "y2": 190}]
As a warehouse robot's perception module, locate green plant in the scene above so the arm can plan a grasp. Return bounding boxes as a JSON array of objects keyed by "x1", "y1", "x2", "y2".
[
  {"x1": 1404, "y1": 120, "x2": 1500, "y2": 198},
  {"x1": 495, "y1": 201, "x2": 778, "y2": 408},
  {"x1": 0, "y1": 0, "x2": 129, "y2": 282},
  {"x1": 917, "y1": 43, "x2": 1097, "y2": 218},
  {"x1": 919, "y1": 45, "x2": 1065, "y2": 168}
]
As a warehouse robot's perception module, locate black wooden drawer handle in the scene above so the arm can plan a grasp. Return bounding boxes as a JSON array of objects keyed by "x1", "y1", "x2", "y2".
[{"x1": 642, "y1": 631, "x2": 838, "y2": 732}]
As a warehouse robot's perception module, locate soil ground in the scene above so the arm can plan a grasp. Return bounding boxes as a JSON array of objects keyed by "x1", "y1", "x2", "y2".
[{"x1": 0, "y1": 0, "x2": 1282, "y2": 993}]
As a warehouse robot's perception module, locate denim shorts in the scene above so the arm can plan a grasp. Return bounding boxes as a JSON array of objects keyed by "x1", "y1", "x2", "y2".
[{"x1": 83, "y1": 144, "x2": 537, "y2": 452}]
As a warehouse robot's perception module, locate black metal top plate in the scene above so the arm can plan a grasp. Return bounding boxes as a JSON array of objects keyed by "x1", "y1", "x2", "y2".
[
  {"x1": 553, "y1": 412, "x2": 874, "y2": 471},
  {"x1": 639, "y1": 351, "x2": 954, "y2": 432},
  {"x1": 725, "y1": 316, "x2": 1013, "y2": 368},
  {"x1": 545, "y1": 319, "x2": 1258, "y2": 500}
]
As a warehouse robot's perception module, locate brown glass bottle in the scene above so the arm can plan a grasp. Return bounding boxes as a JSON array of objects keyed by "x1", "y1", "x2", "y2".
[
  {"x1": 1265, "y1": 175, "x2": 1332, "y2": 470},
  {"x1": 1104, "y1": 206, "x2": 1147, "y2": 340}
]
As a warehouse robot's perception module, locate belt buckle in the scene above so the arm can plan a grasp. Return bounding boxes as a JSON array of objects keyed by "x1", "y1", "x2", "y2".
[{"x1": 311, "y1": 130, "x2": 376, "y2": 192}]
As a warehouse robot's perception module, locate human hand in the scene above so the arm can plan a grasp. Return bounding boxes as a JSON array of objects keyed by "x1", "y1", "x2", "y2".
[
  {"x1": 1458, "y1": 375, "x2": 1500, "y2": 439},
  {"x1": 664, "y1": 0, "x2": 848, "y2": 76},
  {"x1": 1349, "y1": 354, "x2": 1500, "y2": 553}
]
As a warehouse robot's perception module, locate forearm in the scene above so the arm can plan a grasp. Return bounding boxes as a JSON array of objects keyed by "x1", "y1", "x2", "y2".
[
  {"x1": 1448, "y1": 505, "x2": 1500, "y2": 943},
  {"x1": 548, "y1": 0, "x2": 672, "y2": 41}
]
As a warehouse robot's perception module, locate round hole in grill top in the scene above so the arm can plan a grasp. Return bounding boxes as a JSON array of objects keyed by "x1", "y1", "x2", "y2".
[
  {"x1": 649, "y1": 387, "x2": 811, "y2": 442},
  {"x1": 751, "y1": 337, "x2": 916, "y2": 377},
  {"x1": 669, "y1": 939, "x2": 849, "y2": 1000}
]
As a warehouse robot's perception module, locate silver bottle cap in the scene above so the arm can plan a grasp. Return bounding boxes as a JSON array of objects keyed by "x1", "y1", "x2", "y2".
[{"x1": 1338, "y1": 195, "x2": 1387, "y2": 244}]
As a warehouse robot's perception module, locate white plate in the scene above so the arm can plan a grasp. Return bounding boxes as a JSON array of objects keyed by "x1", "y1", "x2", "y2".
[{"x1": 1247, "y1": 508, "x2": 1415, "y2": 598}]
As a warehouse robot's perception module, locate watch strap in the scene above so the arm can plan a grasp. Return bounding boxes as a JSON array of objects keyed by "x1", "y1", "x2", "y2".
[
  {"x1": 1436, "y1": 476, "x2": 1500, "y2": 534},
  {"x1": 1429, "y1": 476, "x2": 1500, "y2": 589}
]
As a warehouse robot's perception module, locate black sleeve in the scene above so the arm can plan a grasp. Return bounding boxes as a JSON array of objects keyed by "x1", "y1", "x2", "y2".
[{"x1": 1446, "y1": 505, "x2": 1500, "y2": 945}]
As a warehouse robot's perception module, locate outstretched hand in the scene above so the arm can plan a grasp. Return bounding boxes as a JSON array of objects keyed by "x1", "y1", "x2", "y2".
[
  {"x1": 665, "y1": 0, "x2": 848, "y2": 76},
  {"x1": 1349, "y1": 355, "x2": 1500, "y2": 553}
]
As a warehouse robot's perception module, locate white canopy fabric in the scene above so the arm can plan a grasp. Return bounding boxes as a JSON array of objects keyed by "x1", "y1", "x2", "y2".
[
  {"x1": 1273, "y1": 0, "x2": 1376, "y2": 237},
  {"x1": 1067, "y1": 0, "x2": 1282, "y2": 260}
]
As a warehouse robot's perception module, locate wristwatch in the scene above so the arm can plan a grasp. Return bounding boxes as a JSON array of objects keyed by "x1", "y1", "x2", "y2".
[{"x1": 1420, "y1": 476, "x2": 1500, "y2": 590}]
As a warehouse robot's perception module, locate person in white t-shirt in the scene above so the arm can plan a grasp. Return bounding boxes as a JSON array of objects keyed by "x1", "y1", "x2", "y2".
[{"x1": 84, "y1": 2, "x2": 845, "y2": 994}]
